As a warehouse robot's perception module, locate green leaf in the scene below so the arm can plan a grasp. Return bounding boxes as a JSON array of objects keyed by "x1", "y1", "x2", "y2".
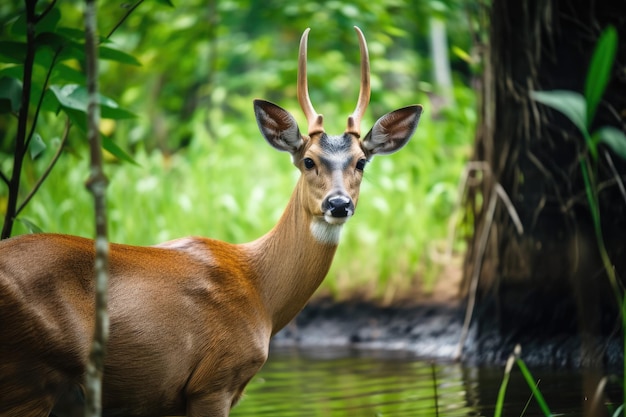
[
  {"x1": 55, "y1": 27, "x2": 86, "y2": 40},
  {"x1": 48, "y1": 84, "x2": 135, "y2": 119},
  {"x1": 49, "y1": 84, "x2": 89, "y2": 112},
  {"x1": 9, "y1": 8, "x2": 60, "y2": 37},
  {"x1": 99, "y1": 46, "x2": 142, "y2": 66},
  {"x1": 596, "y1": 126, "x2": 626, "y2": 160},
  {"x1": 102, "y1": 136, "x2": 138, "y2": 165},
  {"x1": 16, "y1": 218, "x2": 44, "y2": 234},
  {"x1": 10, "y1": 12, "x2": 27, "y2": 37},
  {"x1": 155, "y1": 0, "x2": 176, "y2": 7},
  {"x1": 29, "y1": 133, "x2": 47, "y2": 159},
  {"x1": 35, "y1": 32, "x2": 69, "y2": 51},
  {"x1": 452, "y1": 46, "x2": 472, "y2": 64},
  {"x1": 585, "y1": 26, "x2": 617, "y2": 126},
  {"x1": 52, "y1": 63, "x2": 86, "y2": 85},
  {"x1": 63, "y1": 107, "x2": 87, "y2": 131},
  {"x1": 0, "y1": 76, "x2": 23, "y2": 113},
  {"x1": 101, "y1": 106, "x2": 137, "y2": 120},
  {"x1": 530, "y1": 90, "x2": 588, "y2": 134},
  {"x1": 0, "y1": 66, "x2": 24, "y2": 80},
  {"x1": 0, "y1": 41, "x2": 27, "y2": 63},
  {"x1": 515, "y1": 358, "x2": 552, "y2": 416},
  {"x1": 35, "y1": 32, "x2": 84, "y2": 64},
  {"x1": 36, "y1": 7, "x2": 61, "y2": 34},
  {"x1": 33, "y1": 46, "x2": 56, "y2": 70},
  {"x1": 47, "y1": 85, "x2": 137, "y2": 164}
]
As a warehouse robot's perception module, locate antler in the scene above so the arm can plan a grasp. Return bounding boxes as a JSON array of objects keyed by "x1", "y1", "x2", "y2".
[
  {"x1": 298, "y1": 27, "x2": 370, "y2": 137},
  {"x1": 345, "y1": 26, "x2": 371, "y2": 138},
  {"x1": 298, "y1": 28, "x2": 324, "y2": 136}
]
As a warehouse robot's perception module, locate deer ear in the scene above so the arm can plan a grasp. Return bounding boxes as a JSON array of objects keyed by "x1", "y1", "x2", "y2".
[
  {"x1": 254, "y1": 99, "x2": 304, "y2": 154},
  {"x1": 361, "y1": 105, "x2": 422, "y2": 156}
]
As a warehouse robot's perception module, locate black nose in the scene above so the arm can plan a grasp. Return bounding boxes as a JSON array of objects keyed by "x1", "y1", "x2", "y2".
[{"x1": 325, "y1": 195, "x2": 353, "y2": 218}]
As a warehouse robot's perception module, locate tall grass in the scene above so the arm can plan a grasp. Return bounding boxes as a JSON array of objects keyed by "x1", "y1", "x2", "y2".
[{"x1": 7, "y1": 88, "x2": 473, "y2": 303}]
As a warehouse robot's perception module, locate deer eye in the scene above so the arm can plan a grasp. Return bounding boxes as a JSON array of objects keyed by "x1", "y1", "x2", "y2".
[
  {"x1": 303, "y1": 158, "x2": 316, "y2": 170},
  {"x1": 356, "y1": 158, "x2": 367, "y2": 171}
]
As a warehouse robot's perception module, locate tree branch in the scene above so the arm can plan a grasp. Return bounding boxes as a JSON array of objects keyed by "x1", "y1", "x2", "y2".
[
  {"x1": 16, "y1": 119, "x2": 71, "y2": 217},
  {"x1": 25, "y1": 48, "x2": 62, "y2": 152},
  {"x1": 1, "y1": 0, "x2": 37, "y2": 239},
  {"x1": 35, "y1": 0, "x2": 58, "y2": 23}
]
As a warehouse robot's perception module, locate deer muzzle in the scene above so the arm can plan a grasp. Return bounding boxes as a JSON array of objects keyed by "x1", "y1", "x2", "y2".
[{"x1": 322, "y1": 194, "x2": 354, "y2": 224}]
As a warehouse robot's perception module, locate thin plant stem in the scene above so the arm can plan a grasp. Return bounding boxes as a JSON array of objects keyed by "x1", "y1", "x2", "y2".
[
  {"x1": 24, "y1": 48, "x2": 62, "y2": 152},
  {"x1": 494, "y1": 351, "x2": 515, "y2": 417},
  {"x1": 105, "y1": 0, "x2": 144, "y2": 40},
  {"x1": 34, "y1": 0, "x2": 58, "y2": 23},
  {"x1": 84, "y1": 0, "x2": 110, "y2": 415},
  {"x1": 0, "y1": 170, "x2": 8, "y2": 186},
  {"x1": 16, "y1": 119, "x2": 71, "y2": 217},
  {"x1": 431, "y1": 362, "x2": 439, "y2": 417},
  {"x1": 579, "y1": 157, "x2": 623, "y2": 303},
  {"x1": 515, "y1": 357, "x2": 552, "y2": 416}
]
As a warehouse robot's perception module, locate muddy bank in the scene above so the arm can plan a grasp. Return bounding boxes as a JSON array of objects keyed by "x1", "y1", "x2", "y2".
[{"x1": 272, "y1": 296, "x2": 623, "y2": 369}]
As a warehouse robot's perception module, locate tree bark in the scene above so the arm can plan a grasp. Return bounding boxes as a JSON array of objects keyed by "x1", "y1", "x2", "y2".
[{"x1": 463, "y1": 0, "x2": 626, "y2": 368}]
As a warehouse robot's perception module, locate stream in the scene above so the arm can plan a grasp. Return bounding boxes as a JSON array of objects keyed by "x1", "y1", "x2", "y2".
[{"x1": 230, "y1": 346, "x2": 623, "y2": 417}]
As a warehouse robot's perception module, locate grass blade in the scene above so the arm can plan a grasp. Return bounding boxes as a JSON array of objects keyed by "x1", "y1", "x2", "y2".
[
  {"x1": 584, "y1": 25, "x2": 617, "y2": 127},
  {"x1": 494, "y1": 352, "x2": 516, "y2": 417},
  {"x1": 515, "y1": 357, "x2": 552, "y2": 416}
]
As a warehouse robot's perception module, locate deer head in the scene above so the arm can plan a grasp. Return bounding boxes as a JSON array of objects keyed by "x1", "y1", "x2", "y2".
[{"x1": 253, "y1": 27, "x2": 422, "y2": 240}]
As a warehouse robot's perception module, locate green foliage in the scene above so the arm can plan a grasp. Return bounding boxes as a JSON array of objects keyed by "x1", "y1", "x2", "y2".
[
  {"x1": 585, "y1": 26, "x2": 618, "y2": 128},
  {"x1": 0, "y1": 0, "x2": 143, "y2": 237},
  {"x1": 495, "y1": 346, "x2": 552, "y2": 417},
  {"x1": 529, "y1": 25, "x2": 625, "y2": 293},
  {"x1": 531, "y1": 24, "x2": 625, "y2": 415},
  {"x1": 1, "y1": 1, "x2": 477, "y2": 301},
  {"x1": 531, "y1": 26, "x2": 625, "y2": 162},
  {"x1": 530, "y1": 90, "x2": 587, "y2": 139}
]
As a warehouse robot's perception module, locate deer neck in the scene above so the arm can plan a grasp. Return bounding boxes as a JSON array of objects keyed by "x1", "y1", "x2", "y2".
[{"x1": 242, "y1": 177, "x2": 342, "y2": 334}]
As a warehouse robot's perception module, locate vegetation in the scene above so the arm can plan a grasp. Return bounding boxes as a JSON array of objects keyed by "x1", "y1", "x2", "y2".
[
  {"x1": 0, "y1": 1, "x2": 476, "y2": 303},
  {"x1": 531, "y1": 25, "x2": 626, "y2": 417},
  {"x1": 459, "y1": 0, "x2": 624, "y2": 414},
  {"x1": 494, "y1": 346, "x2": 552, "y2": 417}
]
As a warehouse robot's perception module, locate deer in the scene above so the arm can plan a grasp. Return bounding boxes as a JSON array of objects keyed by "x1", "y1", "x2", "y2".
[{"x1": 0, "y1": 27, "x2": 422, "y2": 417}]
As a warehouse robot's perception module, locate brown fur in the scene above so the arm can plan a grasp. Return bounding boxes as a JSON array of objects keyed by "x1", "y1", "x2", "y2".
[{"x1": 0, "y1": 34, "x2": 421, "y2": 417}]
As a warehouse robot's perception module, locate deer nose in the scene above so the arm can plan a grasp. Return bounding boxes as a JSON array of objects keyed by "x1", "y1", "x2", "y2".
[{"x1": 324, "y1": 195, "x2": 354, "y2": 218}]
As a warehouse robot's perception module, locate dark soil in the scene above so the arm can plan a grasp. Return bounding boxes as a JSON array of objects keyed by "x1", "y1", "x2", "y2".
[{"x1": 272, "y1": 294, "x2": 624, "y2": 370}]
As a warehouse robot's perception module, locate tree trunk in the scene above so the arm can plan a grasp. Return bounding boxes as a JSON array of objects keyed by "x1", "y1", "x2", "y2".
[{"x1": 463, "y1": 0, "x2": 625, "y2": 370}]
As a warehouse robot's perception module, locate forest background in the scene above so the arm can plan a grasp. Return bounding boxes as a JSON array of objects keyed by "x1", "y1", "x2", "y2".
[{"x1": 0, "y1": 0, "x2": 478, "y2": 304}]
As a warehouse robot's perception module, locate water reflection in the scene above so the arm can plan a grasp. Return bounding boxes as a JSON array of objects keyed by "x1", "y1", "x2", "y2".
[{"x1": 231, "y1": 347, "x2": 622, "y2": 417}]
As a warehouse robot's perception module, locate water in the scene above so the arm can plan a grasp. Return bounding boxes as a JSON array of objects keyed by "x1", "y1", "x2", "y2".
[{"x1": 230, "y1": 347, "x2": 623, "y2": 417}]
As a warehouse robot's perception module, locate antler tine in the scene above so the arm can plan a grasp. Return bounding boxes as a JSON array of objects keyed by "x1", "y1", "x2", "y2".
[
  {"x1": 298, "y1": 28, "x2": 324, "y2": 135},
  {"x1": 346, "y1": 26, "x2": 371, "y2": 138}
]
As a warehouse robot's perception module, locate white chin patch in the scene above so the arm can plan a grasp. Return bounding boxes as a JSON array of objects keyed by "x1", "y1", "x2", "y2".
[
  {"x1": 310, "y1": 219, "x2": 344, "y2": 245},
  {"x1": 323, "y1": 214, "x2": 350, "y2": 225}
]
